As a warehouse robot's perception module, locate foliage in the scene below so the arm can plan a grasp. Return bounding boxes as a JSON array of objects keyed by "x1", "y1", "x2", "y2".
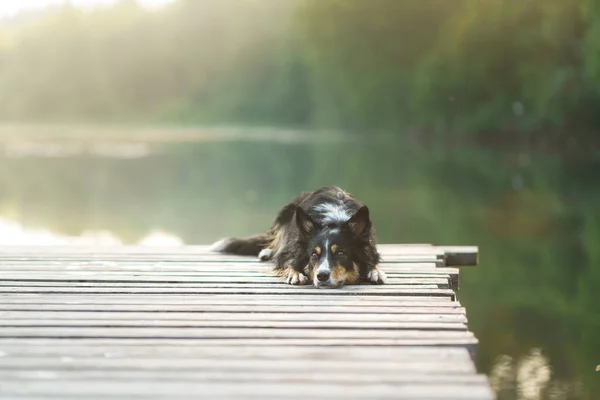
[
  {"x1": 0, "y1": 0, "x2": 599, "y2": 147},
  {"x1": 0, "y1": 0, "x2": 302, "y2": 125}
]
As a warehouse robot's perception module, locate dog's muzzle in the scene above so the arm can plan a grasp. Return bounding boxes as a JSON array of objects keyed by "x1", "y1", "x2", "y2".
[{"x1": 314, "y1": 260, "x2": 339, "y2": 288}]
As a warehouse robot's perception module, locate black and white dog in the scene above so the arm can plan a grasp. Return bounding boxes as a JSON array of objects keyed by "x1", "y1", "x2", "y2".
[{"x1": 210, "y1": 186, "x2": 386, "y2": 288}]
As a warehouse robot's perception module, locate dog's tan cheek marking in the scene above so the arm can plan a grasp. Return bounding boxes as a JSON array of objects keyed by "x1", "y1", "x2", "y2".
[
  {"x1": 347, "y1": 262, "x2": 360, "y2": 285},
  {"x1": 331, "y1": 263, "x2": 359, "y2": 286},
  {"x1": 330, "y1": 265, "x2": 346, "y2": 286},
  {"x1": 345, "y1": 263, "x2": 360, "y2": 285}
]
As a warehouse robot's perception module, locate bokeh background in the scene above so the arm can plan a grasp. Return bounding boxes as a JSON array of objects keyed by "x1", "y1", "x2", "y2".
[{"x1": 1, "y1": 1, "x2": 599, "y2": 399}]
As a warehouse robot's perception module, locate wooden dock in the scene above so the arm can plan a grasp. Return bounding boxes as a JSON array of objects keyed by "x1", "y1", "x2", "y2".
[{"x1": 0, "y1": 244, "x2": 494, "y2": 399}]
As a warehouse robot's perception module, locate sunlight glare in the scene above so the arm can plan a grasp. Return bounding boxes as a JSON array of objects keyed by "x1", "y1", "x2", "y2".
[
  {"x1": 0, "y1": 0, "x2": 174, "y2": 18},
  {"x1": 0, "y1": 218, "x2": 183, "y2": 246}
]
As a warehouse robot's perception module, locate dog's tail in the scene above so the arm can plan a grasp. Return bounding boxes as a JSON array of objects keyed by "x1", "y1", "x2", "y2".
[{"x1": 209, "y1": 233, "x2": 271, "y2": 256}]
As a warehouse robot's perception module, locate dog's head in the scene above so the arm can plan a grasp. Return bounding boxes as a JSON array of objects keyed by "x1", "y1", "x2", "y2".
[{"x1": 296, "y1": 206, "x2": 372, "y2": 288}]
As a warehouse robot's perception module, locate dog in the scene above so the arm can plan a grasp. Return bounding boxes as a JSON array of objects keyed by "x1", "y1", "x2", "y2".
[{"x1": 209, "y1": 186, "x2": 386, "y2": 288}]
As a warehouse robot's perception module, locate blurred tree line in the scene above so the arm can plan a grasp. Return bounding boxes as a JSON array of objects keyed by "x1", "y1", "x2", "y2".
[{"x1": 1, "y1": 0, "x2": 599, "y2": 148}]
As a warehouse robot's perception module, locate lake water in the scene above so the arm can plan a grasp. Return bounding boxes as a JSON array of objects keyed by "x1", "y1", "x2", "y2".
[{"x1": 1, "y1": 135, "x2": 598, "y2": 400}]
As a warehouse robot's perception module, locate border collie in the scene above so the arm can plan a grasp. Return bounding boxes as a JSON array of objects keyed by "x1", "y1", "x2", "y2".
[{"x1": 210, "y1": 186, "x2": 386, "y2": 288}]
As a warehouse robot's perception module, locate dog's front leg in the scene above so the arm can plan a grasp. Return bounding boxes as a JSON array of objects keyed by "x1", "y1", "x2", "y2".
[
  {"x1": 365, "y1": 265, "x2": 387, "y2": 284},
  {"x1": 282, "y1": 260, "x2": 310, "y2": 286}
]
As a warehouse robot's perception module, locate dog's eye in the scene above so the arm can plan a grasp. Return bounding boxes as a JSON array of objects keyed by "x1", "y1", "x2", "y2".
[
  {"x1": 311, "y1": 251, "x2": 319, "y2": 259},
  {"x1": 336, "y1": 250, "x2": 346, "y2": 257}
]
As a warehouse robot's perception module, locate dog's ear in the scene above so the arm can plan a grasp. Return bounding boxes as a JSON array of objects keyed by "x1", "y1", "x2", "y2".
[
  {"x1": 345, "y1": 206, "x2": 371, "y2": 238},
  {"x1": 295, "y1": 207, "x2": 318, "y2": 238}
]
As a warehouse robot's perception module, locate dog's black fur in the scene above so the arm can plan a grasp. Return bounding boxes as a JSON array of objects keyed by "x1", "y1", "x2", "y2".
[{"x1": 210, "y1": 186, "x2": 386, "y2": 288}]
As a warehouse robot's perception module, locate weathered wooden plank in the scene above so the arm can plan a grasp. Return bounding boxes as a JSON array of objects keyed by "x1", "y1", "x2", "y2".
[
  {"x1": 0, "y1": 245, "x2": 478, "y2": 266},
  {"x1": 0, "y1": 264, "x2": 452, "y2": 274},
  {"x1": 0, "y1": 278, "x2": 449, "y2": 287},
  {"x1": 1, "y1": 265, "x2": 458, "y2": 288},
  {"x1": 0, "y1": 357, "x2": 477, "y2": 372},
  {"x1": 0, "y1": 302, "x2": 463, "y2": 311},
  {"x1": 0, "y1": 266, "x2": 453, "y2": 276},
  {"x1": 0, "y1": 260, "x2": 450, "y2": 275},
  {"x1": 0, "y1": 370, "x2": 491, "y2": 385},
  {"x1": 0, "y1": 274, "x2": 450, "y2": 285},
  {"x1": 0, "y1": 381, "x2": 495, "y2": 399},
  {"x1": 0, "y1": 336, "x2": 478, "y2": 349},
  {"x1": 0, "y1": 244, "x2": 465, "y2": 253},
  {"x1": 0, "y1": 263, "x2": 438, "y2": 271},
  {"x1": 0, "y1": 319, "x2": 467, "y2": 331},
  {"x1": 429, "y1": 246, "x2": 478, "y2": 266},
  {"x1": 0, "y1": 311, "x2": 467, "y2": 323},
  {"x1": 0, "y1": 326, "x2": 476, "y2": 339},
  {"x1": 0, "y1": 343, "x2": 473, "y2": 360},
  {"x1": 0, "y1": 253, "x2": 440, "y2": 261},
  {"x1": 0, "y1": 286, "x2": 456, "y2": 298},
  {"x1": 0, "y1": 258, "x2": 433, "y2": 263},
  {"x1": 0, "y1": 252, "x2": 441, "y2": 258},
  {"x1": 0, "y1": 269, "x2": 451, "y2": 280},
  {"x1": 0, "y1": 244, "x2": 445, "y2": 255},
  {"x1": 0, "y1": 304, "x2": 465, "y2": 315},
  {"x1": 0, "y1": 244, "x2": 400, "y2": 251},
  {"x1": 0, "y1": 311, "x2": 466, "y2": 322},
  {"x1": 0, "y1": 284, "x2": 447, "y2": 292},
  {"x1": 0, "y1": 289, "x2": 460, "y2": 307},
  {"x1": 0, "y1": 293, "x2": 460, "y2": 305},
  {"x1": 0, "y1": 244, "x2": 478, "y2": 265},
  {"x1": 0, "y1": 337, "x2": 479, "y2": 347},
  {"x1": 379, "y1": 245, "x2": 478, "y2": 265}
]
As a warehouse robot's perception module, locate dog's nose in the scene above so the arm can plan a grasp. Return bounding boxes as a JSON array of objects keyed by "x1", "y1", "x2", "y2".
[{"x1": 316, "y1": 271, "x2": 330, "y2": 282}]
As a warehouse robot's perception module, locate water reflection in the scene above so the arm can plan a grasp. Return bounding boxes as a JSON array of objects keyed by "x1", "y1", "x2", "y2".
[
  {"x1": 0, "y1": 137, "x2": 598, "y2": 399},
  {"x1": 490, "y1": 349, "x2": 587, "y2": 400}
]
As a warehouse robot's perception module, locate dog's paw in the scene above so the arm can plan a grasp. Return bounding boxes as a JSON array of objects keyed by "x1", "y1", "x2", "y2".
[
  {"x1": 258, "y1": 248, "x2": 273, "y2": 262},
  {"x1": 286, "y1": 270, "x2": 309, "y2": 285},
  {"x1": 367, "y1": 267, "x2": 387, "y2": 284}
]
